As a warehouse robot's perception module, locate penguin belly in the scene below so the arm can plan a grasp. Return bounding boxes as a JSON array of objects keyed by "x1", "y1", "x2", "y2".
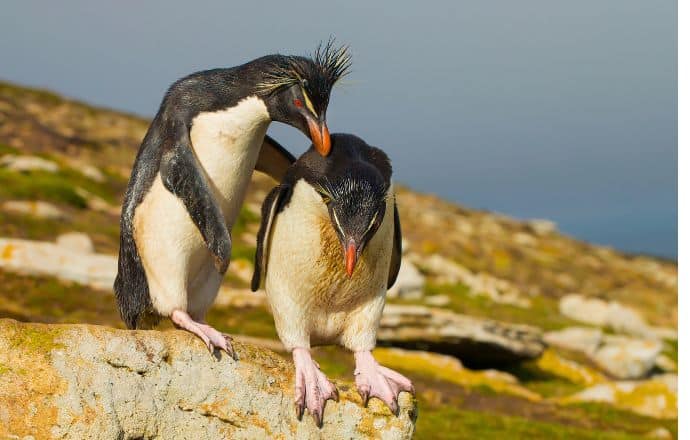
[
  {"x1": 134, "y1": 97, "x2": 270, "y2": 318},
  {"x1": 264, "y1": 180, "x2": 395, "y2": 352}
]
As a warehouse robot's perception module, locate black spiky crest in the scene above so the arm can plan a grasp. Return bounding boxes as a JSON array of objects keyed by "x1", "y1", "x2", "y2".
[{"x1": 256, "y1": 39, "x2": 352, "y2": 100}]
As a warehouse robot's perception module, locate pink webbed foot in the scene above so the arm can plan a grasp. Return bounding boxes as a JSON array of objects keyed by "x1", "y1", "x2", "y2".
[
  {"x1": 293, "y1": 348, "x2": 339, "y2": 427},
  {"x1": 354, "y1": 351, "x2": 415, "y2": 415},
  {"x1": 171, "y1": 310, "x2": 236, "y2": 359}
]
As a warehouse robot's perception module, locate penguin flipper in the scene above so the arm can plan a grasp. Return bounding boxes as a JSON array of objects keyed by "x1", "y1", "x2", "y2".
[
  {"x1": 254, "y1": 135, "x2": 296, "y2": 182},
  {"x1": 251, "y1": 183, "x2": 291, "y2": 291},
  {"x1": 387, "y1": 202, "x2": 402, "y2": 289},
  {"x1": 160, "y1": 127, "x2": 231, "y2": 274}
]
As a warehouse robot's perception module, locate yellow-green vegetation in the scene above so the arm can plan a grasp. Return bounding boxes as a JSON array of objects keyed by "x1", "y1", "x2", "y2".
[
  {"x1": 0, "y1": 143, "x2": 19, "y2": 155},
  {"x1": 229, "y1": 207, "x2": 261, "y2": 262},
  {"x1": 0, "y1": 210, "x2": 121, "y2": 253},
  {"x1": 6, "y1": 324, "x2": 65, "y2": 360},
  {"x1": 208, "y1": 305, "x2": 278, "y2": 340},
  {"x1": 0, "y1": 270, "x2": 123, "y2": 327},
  {"x1": 0, "y1": 156, "x2": 124, "y2": 206},
  {"x1": 418, "y1": 282, "x2": 579, "y2": 330},
  {"x1": 414, "y1": 403, "x2": 669, "y2": 440},
  {"x1": 0, "y1": 169, "x2": 88, "y2": 207},
  {"x1": 533, "y1": 349, "x2": 605, "y2": 387}
]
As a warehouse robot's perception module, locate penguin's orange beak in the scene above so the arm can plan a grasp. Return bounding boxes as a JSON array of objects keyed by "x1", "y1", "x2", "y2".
[
  {"x1": 345, "y1": 239, "x2": 357, "y2": 277},
  {"x1": 308, "y1": 118, "x2": 331, "y2": 156}
]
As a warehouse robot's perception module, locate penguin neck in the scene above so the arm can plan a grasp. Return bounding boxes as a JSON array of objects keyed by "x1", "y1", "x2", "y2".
[{"x1": 189, "y1": 95, "x2": 271, "y2": 225}]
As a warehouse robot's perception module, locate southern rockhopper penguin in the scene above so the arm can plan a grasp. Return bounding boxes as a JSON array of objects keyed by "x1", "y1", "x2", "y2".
[
  {"x1": 252, "y1": 133, "x2": 414, "y2": 426},
  {"x1": 114, "y1": 41, "x2": 351, "y2": 358}
]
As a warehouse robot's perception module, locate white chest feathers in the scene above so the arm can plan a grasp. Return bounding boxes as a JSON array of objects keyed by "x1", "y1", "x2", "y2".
[
  {"x1": 189, "y1": 96, "x2": 271, "y2": 223},
  {"x1": 264, "y1": 180, "x2": 395, "y2": 352}
]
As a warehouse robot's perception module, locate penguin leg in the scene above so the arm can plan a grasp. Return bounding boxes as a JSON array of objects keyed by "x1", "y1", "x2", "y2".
[
  {"x1": 292, "y1": 347, "x2": 339, "y2": 428},
  {"x1": 171, "y1": 310, "x2": 235, "y2": 358},
  {"x1": 354, "y1": 350, "x2": 415, "y2": 416}
]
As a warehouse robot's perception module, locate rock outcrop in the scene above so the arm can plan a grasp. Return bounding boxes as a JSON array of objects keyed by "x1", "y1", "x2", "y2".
[
  {"x1": 379, "y1": 305, "x2": 545, "y2": 367},
  {"x1": 544, "y1": 326, "x2": 664, "y2": 379},
  {"x1": 0, "y1": 237, "x2": 116, "y2": 290},
  {"x1": 0, "y1": 319, "x2": 416, "y2": 440}
]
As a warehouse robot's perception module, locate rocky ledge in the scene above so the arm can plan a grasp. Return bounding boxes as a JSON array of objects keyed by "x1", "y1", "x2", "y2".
[{"x1": 0, "y1": 319, "x2": 416, "y2": 440}]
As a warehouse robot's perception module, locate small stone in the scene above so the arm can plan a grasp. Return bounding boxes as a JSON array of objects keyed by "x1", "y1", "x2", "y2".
[
  {"x1": 215, "y1": 287, "x2": 266, "y2": 308},
  {"x1": 0, "y1": 154, "x2": 59, "y2": 173},
  {"x1": 592, "y1": 337, "x2": 662, "y2": 379},
  {"x1": 2, "y1": 200, "x2": 68, "y2": 220},
  {"x1": 559, "y1": 294, "x2": 653, "y2": 337},
  {"x1": 56, "y1": 232, "x2": 94, "y2": 254},
  {"x1": 544, "y1": 327, "x2": 603, "y2": 356},
  {"x1": 645, "y1": 427, "x2": 673, "y2": 439},
  {"x1": 559, "y1": 294, "x2": 609, "y2": 327},
  {"x1": 654, "y1": 354, "x2": 677, "y2": 373},
  {"x1": 424, "y1": 294, "x2": 450, "y2": 307},
  {"x1": 81, "y1": 165, "x2": 106, "y2": 182},
  {"x1": 228, "y1": 259, "x2": 254, "y2": 284},
  {"x1": 387, "y1": 257, "x2": 424, "y2": 299},
  {"x1": 0, "y1": 237, "x2": 116, "y2": 290},
  {"x1": 526, "y1": 219, "x2": 556, "y2": 236},
  {"x1": 410, "y1": 253, "x2": 529, "y2": 307},
  {"x1": 512, "y1": 232, "x2": 537, "y2": 246},
  {"x1": 564, "y1": 378, "x2": 676, "y2": 419}
]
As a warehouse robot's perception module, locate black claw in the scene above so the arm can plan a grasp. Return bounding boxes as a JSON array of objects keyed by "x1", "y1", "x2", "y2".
[
  {"x1": 333, "y1": 387, "x2": 340, "y2": 402},
  {"x1": 389, "y1": 399, "x2": 399, "y2": 417},
  {"x1": 312, "y1": 408, "x2": 324, "y2": 428},
  {"x1": 295, "y1": 402, "x2": 305, "y2": 421},
  {"x1": 359, "y1": 388, "x2": 370, "y2": 407}
]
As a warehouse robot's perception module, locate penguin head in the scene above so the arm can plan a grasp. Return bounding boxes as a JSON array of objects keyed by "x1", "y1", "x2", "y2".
[
  {"x1": 304, "y1": 134, "x2": 391, "y2": 277},
  {"x1": 256, "y1": 40, "x2": 351, "y2": 156}
]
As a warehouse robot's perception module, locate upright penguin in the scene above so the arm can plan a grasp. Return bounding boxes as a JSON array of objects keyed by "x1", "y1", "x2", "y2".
[
  {"x1": 114, "y1": 42, "x2": 351, "y2": 357},
  {"x1": 252, "y1": 133, "x2": 413, "y2": 426}
]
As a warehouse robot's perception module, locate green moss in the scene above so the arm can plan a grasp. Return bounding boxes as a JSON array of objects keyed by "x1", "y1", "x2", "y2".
[
  {"x1": 415, "y1": 404, "x2": 653, "y2": 440},
  {"x1": 0, "y1": 169, "x2": 87, "y2": 208},
  {"x1": 0, "y1": 270, "x2": 124, "y2": 327},
  {"x1": 573, "y1": 403, "x2": 677, "y2": 438},
  {"x1": 0, "y1": 210, "x2": 121, "y2": 253},
  {"x1": 663, "y1": 339, "x2": 678, "y2": 363},
  {"x1": 207, "y1": 306, "x2": 278, "y2": 340},
  {"x1": 235, "y1": 206, "x2": 260, "y2": 231},
  {"x1": 9, "y1": 326, "x2": 65, "y2": 358},
  {"x1": 231, "y1": 242, "x2": 256, "y2": 263},
  {"x1": 0, "y1": 362, "x2": 10, "y2": 375},
  {"x1": 418, "y1": 282, "x2": 579, "y2": 330},
  {"x1": 0, "y1": 143, "x2": 19, "y2": 155}
]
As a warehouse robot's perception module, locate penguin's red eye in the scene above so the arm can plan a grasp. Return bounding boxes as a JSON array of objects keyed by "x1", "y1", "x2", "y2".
[{"x1": 294, "y1": 99, "x2": 303, "y2": 108}]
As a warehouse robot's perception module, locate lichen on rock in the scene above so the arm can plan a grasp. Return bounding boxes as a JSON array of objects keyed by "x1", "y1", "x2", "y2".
[{"x1": 0, "y1": 319, "x2": 416, "y2": 439}]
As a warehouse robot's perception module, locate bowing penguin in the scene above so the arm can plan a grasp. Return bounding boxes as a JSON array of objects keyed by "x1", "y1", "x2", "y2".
[
  {"x1": 114, "y1": 41, "x2": 351, "y2": 357},
  {"x1": 252, "y1": 133, "x2": 414, "y2": 426}
]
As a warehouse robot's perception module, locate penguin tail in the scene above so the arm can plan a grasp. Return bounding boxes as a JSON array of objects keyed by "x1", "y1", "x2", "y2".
[{"x1": 113, "y1": 222, "x2": 161, "y2": 330}]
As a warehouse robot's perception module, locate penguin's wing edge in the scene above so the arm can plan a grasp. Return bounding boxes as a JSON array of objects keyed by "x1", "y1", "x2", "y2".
[
  {"x1": 251, "y1": 184, "x2": 291, "y2": 291},
  {"x1": 387, "y1": 201, "x2": 403, "y2": 289},
  {"x1": 160, "y1": 126, "x2": 231, "y2": 274},
  {"x1": 254, "y1": 135, "x2": 296, "y2": 182}
]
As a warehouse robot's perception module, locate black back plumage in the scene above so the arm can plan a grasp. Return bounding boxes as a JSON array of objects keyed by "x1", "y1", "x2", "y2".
[{"x1": 114, "y1": 46, "x2": 350, "y2": 328}]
